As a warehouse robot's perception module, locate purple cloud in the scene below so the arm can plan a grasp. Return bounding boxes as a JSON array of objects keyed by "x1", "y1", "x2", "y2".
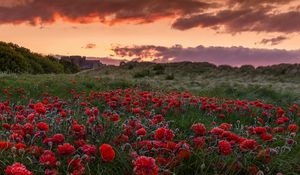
[
  {"x1": 259, "y1": 36, "x2": 288, "y2": 46},
  {"x1": 112, "y1": 45, "x2": 300, "y2": 66}
]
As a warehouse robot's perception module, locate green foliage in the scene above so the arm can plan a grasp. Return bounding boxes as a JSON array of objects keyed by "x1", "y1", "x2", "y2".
[
  {"x1": 0, "y1": 41, "x2": 79, "y2": 74},
  {"x1": 152, "y1": 64, "x2": 165, "y2": 75},
  {"x1": 0, "y1": 43, "x2": 30, "y2": 73},
  {"x1": 239, "y1": 65, "x2": 255, "y2": 73},
  {"x1": 165, "y1": 73, "x2": 175, "y2": 80},
  {"x1": 59, "y1": 58, "x2": 80, "y2": 73},
  {"x1": 218, "y1": 65, "x2": 234, "y2": 71},
  {"x1": 120, "y1": 61, "x2": 137, "y2": 70},
  {"x1": 133, "y1": 69, "x2": 151, "y2": 78}
]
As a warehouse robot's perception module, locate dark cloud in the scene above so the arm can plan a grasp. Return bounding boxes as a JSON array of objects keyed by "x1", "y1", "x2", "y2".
[
  {"x1": 85, "y1": 43, "x2": 96, "y2": 49},
  {"x1": 171, "y1": 0, "x2": 300, "y2": 33},
  {"x1": 226, "y1": 0, "x2": 294, "y2": 8},
  {"x1": 0, "y1": 0, "x2": 299, "y2": 33},
  {"x1": 172, "y1": 9, "x2": 300, "y2": 33},
  {"x1": 0, "y1": 0, "x2": 211, "y2": 25},
  {"x1": 259, "y1": 36, "x2": 288, "y2": 46},
  {"x1": 112, "y1": 45, "x2": 300, "y2": 66}
]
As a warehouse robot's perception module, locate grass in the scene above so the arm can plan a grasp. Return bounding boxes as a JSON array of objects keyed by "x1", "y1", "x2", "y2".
[
  {"x1": 0, "y1": 69, "x2": 299, "y2": 175},
  {"x1": 0, "y1": 73, "x2": 299, "y2": 106}
]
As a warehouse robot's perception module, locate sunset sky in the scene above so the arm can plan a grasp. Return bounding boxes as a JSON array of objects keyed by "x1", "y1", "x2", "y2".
[{"x1": 1, "y1": 0, "x2": 300, "y2": 66}]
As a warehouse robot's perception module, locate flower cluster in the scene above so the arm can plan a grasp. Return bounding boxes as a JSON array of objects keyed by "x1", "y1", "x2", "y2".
[{"x1": 0, "y1": 88, "x2": 299, "y2": 174}]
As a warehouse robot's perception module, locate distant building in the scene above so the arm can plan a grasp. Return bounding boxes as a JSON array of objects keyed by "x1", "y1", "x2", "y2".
[{"x1": 61, "y1": 56, "x2": 102, "y2": 70}]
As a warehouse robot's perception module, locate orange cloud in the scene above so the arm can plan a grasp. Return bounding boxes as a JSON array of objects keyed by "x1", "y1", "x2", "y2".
[
  {"x1": 0, "y1": 0, "x2": 211, "y2": 25},
  {"x1": 0, "y1": 0, "x2": 299, "y2": 33},
  {"x1": 85, "y1": 43, "x2": 96, "y2": 49}
]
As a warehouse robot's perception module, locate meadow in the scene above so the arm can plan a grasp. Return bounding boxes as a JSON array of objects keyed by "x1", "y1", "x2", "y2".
[{"x1": 0, "y1": 65, "x2": 299, "y2": 175}]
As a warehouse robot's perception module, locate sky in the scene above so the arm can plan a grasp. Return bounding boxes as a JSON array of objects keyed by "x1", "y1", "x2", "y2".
[{"x1": 0, "y1": 0, "x2": 300, "y2": 66}]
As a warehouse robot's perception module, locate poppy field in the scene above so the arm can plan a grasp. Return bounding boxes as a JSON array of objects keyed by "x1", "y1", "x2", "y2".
[{"x1": 0, "y1": 76, "x2": 299, "y2": 175}]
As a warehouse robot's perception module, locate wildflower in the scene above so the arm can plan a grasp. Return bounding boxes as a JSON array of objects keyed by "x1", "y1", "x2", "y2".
[
  {"x1": 52, "y1": 134, "x2": 65, "y2": 144},
  {"x1": 193, "y1": 137, "x2": 205, "y2": 149},
  {"x1": 81, "y1": 144, "x2": 97, "y2": 156},
  {"x1": 239, "y1": 139, "x2": 258, "y2": 151},
  {"x1": 99, "y1": 144, "x2": 115, "y2": 162},
  {"x1": 45, "y1": 169, "x2": 59, "y2": 175},
  {"x1": 254, "y1": 127, "x2": 267, "y2": 135},
  {"x1": 219, "y1": 123, "x2": 231, "y2": 131},
  {"x1": 287, "y1": 139, "x2": 294, "y2": 145},
  {"x1": 35, "y1": 102, "x2": 46, "y2": 114},
  {"x1": 5, "y1": 163, "x2": 32, "y2": 175},
  {"x1": 15, "y1": 143, "x2": 26, "y2": 150},
  {"x1": 261, "y1": 133, "x2": 273, "y2": 141},
  {"x1": 58, "y1": 143, "x2": 75, "y2": 156},
  {"x1": 36, "y1": 122, "x2": 49, "y2": 132},
  {"x1": 136, "y1": 127, "x2": 147, "y2": 136},
  {"x1": 218, "y1": 140, "x2": 232, "y2": 156},
  {"x1": 288, "y1": 124, "x2": 298, "y2": 132},
  {"x1": 133, "y1": 156, "x2": 158, "y2": 175},
  {"x1": 0, "y1": 141, "x2": 11, "y2": 150},
  {"x1": 39, "y1": 150, "x2": 57, "y2": 167},
  {"x1": 154, "y1": 128, "x2": 174, "y2": 141},
  {"x1": 22, "y1": 123, "x2": 34, "y2": 135},
  {"x1": 191, "y1": 123, "x2": 206, "y2": 135},
  {"x1": 211, "y1": 127, "x2": 224, "y2": 135},
  {"x1": 154, "y1": 128, "x2": 165, "y2": 140}
]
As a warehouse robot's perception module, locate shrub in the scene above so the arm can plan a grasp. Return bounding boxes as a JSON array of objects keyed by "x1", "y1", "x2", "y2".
[
  {"x1": 153, "y1": 64, "x2": 165, "y2": 75},
  {"x1": 165, "y1": 73, "x2": 174, "y2": 80},
  {"x1": 59, "y1": 59, "x2": 80, "y2": 73},
  {"x1": 239, "y1": 65, "x2": 255, "y2": 73},
  {"x1": 218, "y1": 65, "x2": 234, "y2": 71},
  {"x1": 0, "y1": 42, "x2": 79, "y2": 74},
  {"x1": 133, "y1": 69, "x2": 150, "y2": 78}
]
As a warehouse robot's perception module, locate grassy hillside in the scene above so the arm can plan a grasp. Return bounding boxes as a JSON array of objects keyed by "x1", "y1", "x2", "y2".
[
  {"x1": 81, "y1": 62, "x2": 300, "y2": 101},
  {"x1": 0, "y1": 73, "x2": 299, "y2": 175},
  {"x1": 0, "y1": 50, "x2": 299, "y2": 175},
  {"x1": 0, "y1": 41, "x2": 80, "y2": 74}
]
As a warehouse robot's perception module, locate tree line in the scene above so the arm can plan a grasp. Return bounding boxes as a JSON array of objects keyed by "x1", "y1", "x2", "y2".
[{"x1": 0, "y1": 42, "x2": 79, "y2": 74}]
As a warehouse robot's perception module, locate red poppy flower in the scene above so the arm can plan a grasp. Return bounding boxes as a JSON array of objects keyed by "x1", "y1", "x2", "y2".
[
  {"x1": 2, "y1": 123, "x2": 11, "y2": 130},
  {"x1": 191, "y1": 123, "x2": 206, "y2": 135},
  {"x1": 218, "y1": 140, "x2": 232, "y2": 156},
  {"x1": 52, "y1": 134, "x2": 65, "y2": 144},
  {"x1": 193, "y1": 137, "x2": 205, "y2": 149},
  {"x1": 22, "y1": 123, "x2": 34, "y2": 135},
  {"x1": 57, "y1": 143, "x2": 75, "y2": 156},
  {"x1": 154, "y1": 128, "x2": 165, "y2": 140},
  {"x1": 254, "y1": 127, "x2": 267, "y2": 135},
  {"x1": 136, "y1": 127, "x2": 147, "y2": 136},
  {"x1": 36, "y1": 122, "x2": 49, "y2": 132},
  {"x1": 260, "y1": 133, "x2": 273, "y2": 141},
  {"x1": 178, "y1": 149, "x2": 191, "y2": 160},
  {"x1": 81, "y1": 144, "x2": 97, "y2": 156},
  {"x1": 219, "y1": 123, "x2": 232, "y2": 131},
  {"x1": 39, "y1": 150, "x2": 57, "y2": 167},
  {"x1": 0, "y1": 141, "x2": 11, "y2": 150},
  {"x1": 44, "y1": 169, "x2": 59, "y2": 175},
  {"x1": 239, "y1": 139, "x2": 258, "y2": 151},
  {"x1": 35, "y1": 102, "x2": 46, "y2": 114},
  {"x1": 154, "y1": 128, "x2": 174, "y2": 141},
  {"x1": 211, "y1": 127, "x2": 224, "y2": 135},
  {"x1": 133, "y1": 156, "x2": 158, "y2": 175},
  {"x1": 15, "y1": 143, "x2": 26, "y2": 150},
  {"x1": 99, "y1": 144, "x2": 115, "y2": 162},
  {"x1": 288, "y1": 124, "x2": 298, "y2": 132},
  {"x1": 5, "y1": 163, "x2": 32, "y2": 175}
]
